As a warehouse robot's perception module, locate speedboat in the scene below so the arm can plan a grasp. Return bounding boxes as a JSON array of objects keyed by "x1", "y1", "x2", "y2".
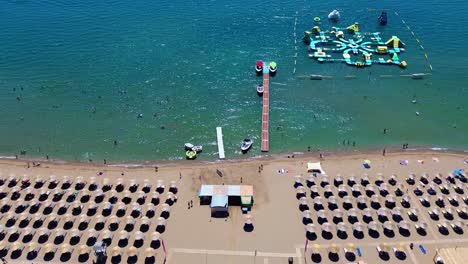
[
  {"x1": 192, "y1": 145, "x2": 203, "y2": 153},
  {"x1": 255, "y1": 61, "x2": 263, "y2": 75},
  {"x1": 328, "y1": 10, "x2": 340, "y2": 22},
  {"x1": 256, "y1": 84, "x2": 264, "y2": 96},
  {"x1": 269, "y1": 61, "x2": 277, "y2": 76},
  {"x1": 378, "y1": 11, "x2": 388, "y2": 25},
  {"x1": 184, "y1": 143, "x2": 194, "y2": 150},
  {"x1": 241, "y1": 139, "x2": 253, "y2": 153}
]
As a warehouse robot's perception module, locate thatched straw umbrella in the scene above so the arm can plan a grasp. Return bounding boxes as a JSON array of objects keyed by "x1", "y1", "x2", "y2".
[
  {"x1": 127, "y1": 246, "x2": 138, "y2": 262},
  {"x1": 59, "y1": 244, "x2": 73, "y2": 261},
  {"x1": 144, "y1": 248, "x2": 156, "y2": 262},
  {"x1": 111, "y1": 246, "x2": 122, "y2": 257},
  {"x1": 10, "y1": 241, "x2": 24, "y2": 259},
  {"x1": 328, "y1": 244, "x2": 340, "y2": 261},
  {"x1": 77, "y1": 244, "x2": 89, "y2": 262},
  {"x1": 43, "y1": 243, "x2": 56, "y2": 260},
  {"x1": 150, "y1": 232, "x2": 161, "y2": 249}
]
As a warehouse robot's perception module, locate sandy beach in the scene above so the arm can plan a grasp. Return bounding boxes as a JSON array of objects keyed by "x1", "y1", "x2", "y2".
[{"x1": 0, "y1": 149, "x2": 466, "y2": 264}]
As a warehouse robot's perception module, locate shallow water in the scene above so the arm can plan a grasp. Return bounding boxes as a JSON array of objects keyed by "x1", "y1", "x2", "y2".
[{"x1": 0, "y1": 0, "x2": 467, "y2": 161}]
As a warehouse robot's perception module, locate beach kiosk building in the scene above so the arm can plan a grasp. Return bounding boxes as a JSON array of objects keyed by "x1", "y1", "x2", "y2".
[{"x1": 199, "y1": 185, "x2": 253, "y2": 217}]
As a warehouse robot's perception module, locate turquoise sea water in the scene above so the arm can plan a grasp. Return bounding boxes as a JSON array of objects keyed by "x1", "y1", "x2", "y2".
[{"x1": 0, "y1": 0, "x2": 467, "y2": 161}]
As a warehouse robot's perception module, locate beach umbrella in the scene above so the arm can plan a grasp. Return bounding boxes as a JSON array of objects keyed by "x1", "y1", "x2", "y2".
[
  {"x1": 151, "y1": 193, "x2": 160, "y2": 205},
  {"x1": 43, "y1": 243, "x2": 56, "y2": 260},
  {"x1": 26, "y1": 242, "x2": 39, "y2": 259},
  {"x1": 398, "y1": 220, "x2": 410, "y2": 230},
  {"x1": 116, "y1": 204, "x2": 127, "y2": 217},
  {"x1": 317, "y1": 210, "x2": 327, "y2": 220},
  {"x1": 296, "y1": 187, "x2": 306, "y2": 199},
  {"x1": 161, "y1": 203, "x2": 170, "y2": 218},
  {"x1": 294, "y1": 175, "x2": 303, "y2": 188},
  {"x1": 311, "y1": 244, "x2": 321, "y2": 257},
  {"x1": 38, "y1": 227, "x2": 51, "y2": 243},
  {"x1": 168, "y1": 180, "x2": 177, "y2": 193},
  {"x1": 299, "y1": 197, "x2": 309, "y2": 211},
  {"x1": 306, "y1": 175, "x2": 316, "y2": 187},
  {"x1": 142, "y1": 180, "x2": 152, "y2": 193},
  {"x1": 377, "y1": 243, "x2": 390, "y2": 260},
  {"x1": 415, "y1": 222, "x2": 428, "y2": 231},
  {"x1": 53, "y1": 229, "x2": 67, "y2": 244},
  {"x1": 337, "y1": 222, "x2": 347, "y2": 232},
  {"x1": 21, "y1": 227, "x2": 36, "y2": 243},
  {"x1": 156, "y1": 217, "x2": 167, "y2": 233},
  {"x1": 368, "y1": 221, "x2": 379, "y2": 231},
  {"x1": 362, "y1": 208, "x2": 373, "y2": 217},
  {"x1": 302, "y1": 210, "x2": 312, "y2": 225},
  {"x1": 310, "y1": 186, "x2": 320, "y2": 198},
  {"x1": 347, "y1": 208, "x2": 358, "y2": 219},
  {"x1": 356, "y1": 196, "x2": 367, "y2": 209},
  {"x1": 140, "y1": 216, "x2": 151, "y2": 232},
  {"x1": 306, "y1": 223, "x2": 317, "y2": 234},
  {"x1": 7, "y1": 227, "x2": 21, "y2": 243},
  {"x1": 321, "y1": 222, "x2": 333, "y2": 233},
  {"x1": 353, "y1": 222, "x2": 364, "y2": 232},
  {"x1": 150, "y1": 232, "x2": 161, "y2": 249},
  {"x1": 334, "y1": 174, "x2": 343, "y2": 187},
  {"x1": 385, "y1": 194, "x2": 396, "y2": 207},
  {"x1": 348, "y1": 175, "x2": 356, "y2": 187},
  {"x1": 451, "y1": 221, "x2": 464, "y2": 234},
  {"x1": 323, "y1": 185, "x2": 333, "y2": 197},
  {"x1": 352, "y1": 185, "x2": 363, "y2": 196},
  {"x1": 320, "y1": 177, "x2": 330, "y2": 188},
  {"x1": 338, "y1": 185, "x2": 349, "y2": 198},
  {"x1": 333, "y1": 209, "x2": 343, "y2": 220},
  {"x1": 60, "y1": 243, "x2": 73, "y2": 261},
  {"x1": 133, "y1": 231, "x2": 145, "y2": 248},
  {"x1": 156, "y1": 180, "x2": 165, "y2": 193}
]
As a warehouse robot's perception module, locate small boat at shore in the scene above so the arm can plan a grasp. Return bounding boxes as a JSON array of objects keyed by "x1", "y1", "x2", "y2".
[
  {"x1": 256, "y1": 84, "x2": 264, "y2": 96},
  {"x1": 255, "y1": 61, "x2": 263, "y2": 75},
  {"x1": 241, "y1": 139, "x2": 253, "y2": 153},
  {"x1": 192, "y1": 145, "x2": 203, "y2": 153},
  {"x1": 186, "y1": 150, "x2": 197, "y2": 160},
  {"x1": 184, "y1": 143, "x2": 194, "y2": 150},
  {"x1": 269, "y1": 61, "x2": 277, "y2": 75}
]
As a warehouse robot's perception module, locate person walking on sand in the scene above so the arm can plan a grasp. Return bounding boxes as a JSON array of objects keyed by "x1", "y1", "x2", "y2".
[{"x1": 382, "y1": 148, "x2": 386, "y2": 156}]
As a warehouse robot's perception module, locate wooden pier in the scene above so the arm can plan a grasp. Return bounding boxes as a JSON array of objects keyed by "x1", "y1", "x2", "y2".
[
  {"x1": 216, "y1": 127, "x2": 225, "y2": 159},
  {"x1": 261, "y1": 70, "x2": 270, "y2": 152}
]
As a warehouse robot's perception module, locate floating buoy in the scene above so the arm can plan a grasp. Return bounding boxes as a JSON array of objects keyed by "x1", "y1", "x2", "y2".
[
  {"x1": 314, "y1": 17, "x2": 321, "y2": 22},
  {"x1": 186, "y1": 150, "x2": 197, "y2": 160},
  {"x1": 415, "y1": 111, "x2": 420, "y2": 116}
]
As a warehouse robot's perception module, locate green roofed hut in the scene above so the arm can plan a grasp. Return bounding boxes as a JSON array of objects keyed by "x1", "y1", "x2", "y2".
[{"x1": 199, "y1": 185, "x2": 254, "y2": 217}]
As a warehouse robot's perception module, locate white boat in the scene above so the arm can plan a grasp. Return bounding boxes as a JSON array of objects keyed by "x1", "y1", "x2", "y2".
[
  {"x1": 256, "y1": 84, "x2": 264, "y2": 96},
  {"x1": 328, "y1": 10, "x2": 340, "y2": 22},
  {"x1": 192, "y1": 145, "x2": 203, "y2": 153},
  {"x1": 241, "y1": 139, "x2": 253, "y2": 153},
  {"x1": 184, "y1": 143, "x2": 194, "y2": 150}
]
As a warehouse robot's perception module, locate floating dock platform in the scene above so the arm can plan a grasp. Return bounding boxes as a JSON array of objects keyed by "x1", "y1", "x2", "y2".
[
  {"x1": 261, "y1": 67, "x2": 270, "y2": 152},
  {"x1": 216, "y1": 127, "x2": 225, "y2": 159}
]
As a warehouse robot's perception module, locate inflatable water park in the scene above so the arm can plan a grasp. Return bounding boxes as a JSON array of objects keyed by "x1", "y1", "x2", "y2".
[{"x1": 303, "y1": 11, "x2": 407, "y2": 68}]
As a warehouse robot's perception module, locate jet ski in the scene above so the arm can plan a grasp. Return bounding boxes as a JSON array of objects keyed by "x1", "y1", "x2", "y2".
[
  {"x1": 378, "y1": 11, "x2": 387, "y2": 25},
  {"x1": 184, "y1": 143, "x2": 194, "y2": 150},
  {"x1": 241, "y1": 139, "x2": 253, "y2": 153},
  {"x1": 257, "y1": 84, "x2": 264, "y2": 96}
]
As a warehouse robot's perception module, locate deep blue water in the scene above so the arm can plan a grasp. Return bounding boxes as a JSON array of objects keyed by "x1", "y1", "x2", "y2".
[{"x1": 0, "y1": 0, "x2": 467, "y2": 161}]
